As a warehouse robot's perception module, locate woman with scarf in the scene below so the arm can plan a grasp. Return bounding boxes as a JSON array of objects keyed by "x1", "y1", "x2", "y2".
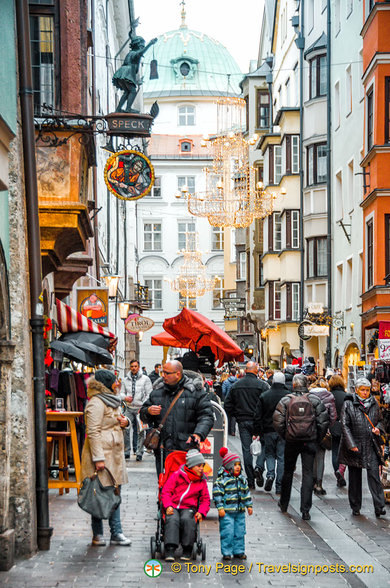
[
  {"x1": 338, "y1": 377, "x2": 386, "y2": 517},
  {"x1": 81, "y1": 369, "x2": 131, "y2": 546}
]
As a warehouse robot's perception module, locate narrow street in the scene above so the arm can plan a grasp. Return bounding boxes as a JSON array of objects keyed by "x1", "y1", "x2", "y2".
[{"x1": 1, "y1": 436, "x2": 390, "y2": 588}]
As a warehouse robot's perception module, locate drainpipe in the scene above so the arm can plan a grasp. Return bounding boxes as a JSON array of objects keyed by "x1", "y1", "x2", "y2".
[
  {"x1": 15, "y1": 0, "x2": 52, "y2": 550},
  {"x1": 326, "y1": 0, "x2": 332, "y2": 367}
]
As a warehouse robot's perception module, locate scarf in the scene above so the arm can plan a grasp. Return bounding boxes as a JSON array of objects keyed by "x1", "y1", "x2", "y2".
[
  {"x1": 97, "y1": 392, "x2": 121, "y2": 409},
  {"x1": 184, "y1": 465, "x2": 203, "y2": 482}
]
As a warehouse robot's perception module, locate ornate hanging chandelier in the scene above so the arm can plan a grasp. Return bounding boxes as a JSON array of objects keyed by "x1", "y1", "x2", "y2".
[{"x1": 168, "y1": 235, "x2": 218, "y2": 298}]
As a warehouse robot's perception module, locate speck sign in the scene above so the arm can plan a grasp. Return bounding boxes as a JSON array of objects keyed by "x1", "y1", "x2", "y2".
[
  {"x1": 379, "y1": 339, "x2": 390, "y2": 361},
  {"x1": 124, "y1": 313, "x2": 155, "y2": 334}
]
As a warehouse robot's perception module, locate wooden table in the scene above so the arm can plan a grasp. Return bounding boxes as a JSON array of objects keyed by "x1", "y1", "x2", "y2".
[{"x1": 46, "y1": 411, "x2": 83, "y2": 493}]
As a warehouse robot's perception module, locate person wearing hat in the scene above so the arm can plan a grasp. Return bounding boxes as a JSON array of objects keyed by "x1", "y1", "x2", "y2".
[
  {"x1": 80, "y1": 369, "x2": 131, "y2": 546},
  {"x1": 213, "y1": 447, "x2": 253, "y2": 560},
  {"x1": 338, "y1": 377, "x2": 386, "y2": 517},
  {"x1": 161, "y1": 449, "x2": 210, "y2": 562}
]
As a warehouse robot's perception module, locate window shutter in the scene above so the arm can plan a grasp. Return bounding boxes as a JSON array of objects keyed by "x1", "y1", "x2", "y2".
[
  {"x1": 286, "y1": 210, "x2": 291, "y2": 249},
  {"x1": 269, "y1": 146, "x2": 274, "y2": 184},
  {"x1": 286, "y1": 136, "x2": 291, "y2": 175},
  {"x1": 286, "y1": 283, "x2": 292, "y2": 321},
  {"x1": 268, "y1": 281, "x2": 274, "y2": 320},
  {"x1": 268, "y1": 215, "x2": 274, "y2": 251}
]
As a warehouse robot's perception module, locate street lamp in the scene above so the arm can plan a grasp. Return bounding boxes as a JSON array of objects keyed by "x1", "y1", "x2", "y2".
[
  {"x1": 102, "y1": 275, "x2": 121, "y2": 298},
  {"x1": 118, "y1": 301, "x2": 131, "y2": 320}
]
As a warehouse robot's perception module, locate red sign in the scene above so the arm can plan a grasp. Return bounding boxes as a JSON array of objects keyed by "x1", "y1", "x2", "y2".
[{"x1": 379, "y1": 321, "x2": 390, "y2": 339}]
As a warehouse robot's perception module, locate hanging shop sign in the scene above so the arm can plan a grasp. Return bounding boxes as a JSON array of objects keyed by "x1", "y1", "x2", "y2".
[
  {"x1": 378, "y1": 339, "x2": 390, "y2": 361},
  {"x1": 104, "y1": 149, "x2": 154, "y2": 201},
  {"x1": 105, "y1": 112, "x2": 154, "y2": 137},
  {"x1": 304, "y1": 324, "x2": 329, "y2": 337},
  {"x1": 298, "y1": 320, "x2": 312, "y2": 341},
  {"x1": 379, "y1": 321, "x2": 390, "y2": 339},
  {"x1": 307, "y1": 302, "x2": 324, "y2": 314},
  {"x1": 77, "y1": 287, "x2": 109, "y2": 326},
  {"x1": 125, "y1": 313, "x2": 155, "y2": 334}
]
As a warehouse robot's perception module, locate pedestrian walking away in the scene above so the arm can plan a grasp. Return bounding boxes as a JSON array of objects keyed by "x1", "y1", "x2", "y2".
[
  {"x1": 162, "y1": 449, "x2": 210, "y2": 561},
  {"x1": 148, "y1": 363, "x2": 162, "y2": 385},
  {"x1": 122, "y1": 359, "x2": 153, "y2": 461},
  {"x1": 140, "y1": 360, "x2": 214, "y2": 475},
  {"x1": 253, "y1": 371, "x2": 288, "y2": 494},
  {"x1": 273, "y1": 374, "x2": 329, "y2": 520},
  {"x1": 224, "y1": 361, "x2": 270, "y2": 489},
  {"x1": 328, "y1": 375, "x2": 347, "y2": 487},
  {"x1": 80, "y1": 369, "x2": 131, "y2": 546},
  {"x1": 221, "y1": 369, "x2": 238, "y2": 436},
  {"x1": 338, "y1": 377, "x2": 386, "y2": 518},
  {"x1": 213, "y1": 447, "x2": 253, "y2": 560}
]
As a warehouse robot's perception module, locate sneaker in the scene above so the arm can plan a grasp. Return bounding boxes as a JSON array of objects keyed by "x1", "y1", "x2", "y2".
[
  {"x1": 375, "y1": 508, "x2": 386, "y2": 518},
  {"x1": 234, "y1": 553, "x2": 247, "y2": 559},
  {"x1": 124, "y1": 453, "x2": 130, "y2": 459},
  {"x1": 278, "y1": 500, "x2": 287, "y2": 513},
  {"x1": 302, "y1": 512, "x2": 311, "y2": 521},
  {"x1": 110, "y1": 533, "x2": 131, "y2": 546},
  {"x1": 223, "y1": 554, "x2": 233, "y2": 560},
  {"x1": 264, "y1": 477, "x2": 274, "y2": 492},
  {"x1": 254, "y1": 468, "x2": 264, "y2": 488},
  {"x1": 92, "y1": 535, "x2": 106, "y2": 546},
  {"x1": 136, "y1": 455, "x2": 143, "y2": 462},
  {"x1": 165, "y1": 549, "x2": 175, "y2": 562},
  {"x1": 180, "y1": 548, "x2": 192, "y2": 561}
]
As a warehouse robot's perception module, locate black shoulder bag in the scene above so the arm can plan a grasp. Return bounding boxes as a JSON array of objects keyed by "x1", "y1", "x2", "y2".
[{"x1": 143, "y1": 388, "x2": 184, "y2": 450}]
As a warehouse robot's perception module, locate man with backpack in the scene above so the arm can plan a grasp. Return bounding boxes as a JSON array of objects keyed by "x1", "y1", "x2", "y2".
[{"x1": 273, "y1": 374, "x2": 329, "y2": 521}]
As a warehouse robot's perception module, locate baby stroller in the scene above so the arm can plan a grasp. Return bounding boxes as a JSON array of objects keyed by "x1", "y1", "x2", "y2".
[{"x1": 150, "y1": 449, "x2": 207, "y2": 561}]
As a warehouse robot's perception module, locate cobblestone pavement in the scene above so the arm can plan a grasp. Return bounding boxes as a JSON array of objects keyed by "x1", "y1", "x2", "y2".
[{"x1": 1, "y1": 435, "x2": 390, "y2": 587}]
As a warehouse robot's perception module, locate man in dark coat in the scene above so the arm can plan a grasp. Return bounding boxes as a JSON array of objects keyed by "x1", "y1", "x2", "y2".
[
  {"x1": 338, "y1": 377, "x2": 386, "y2": 517},
  {"x1": 224, "y1": 361, "x2": 269, "y2": 489},
  {"x1": 148, "y1": 363, "x2": 162, "y2": 384},
  {"x1": 253, "y1": 371, "x2": 288, "y2": 493},
  {"x1": 328, "y1": 375, "x2": 347, "y2": 486},
  {"x1": 284, "y1": 365, "x2": 295, "y2": 392},
  {"x1": 273, "y1": 374, "x2": 329, "y2": 520},
  {"x1": 140, "y1": 361, "x2": 213, "y2": 475}
]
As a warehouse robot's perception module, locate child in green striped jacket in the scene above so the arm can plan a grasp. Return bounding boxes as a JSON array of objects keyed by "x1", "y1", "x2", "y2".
[{"x1": 213, "y1": 447, "x2": 253, "y2": 560}]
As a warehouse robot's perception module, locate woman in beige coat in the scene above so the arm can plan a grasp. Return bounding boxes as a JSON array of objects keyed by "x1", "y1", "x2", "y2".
[{"x1": 81, "y1": 369, "x2": 130, "y2": 546}]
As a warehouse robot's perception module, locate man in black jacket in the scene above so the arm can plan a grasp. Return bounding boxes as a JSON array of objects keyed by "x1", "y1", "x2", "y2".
[
  {"x1": 140, "y1": 361, "x2": 213, "y2": 475},
  {"x1": 253, "y1": 371, "x2": 288, "y2": 493},
  {"x1": 148, "y1": 363, "x2": 162, "y2": 384},
  {"x1": 273, "y1": 374, "x2": 329, "y2": 520},
  {"x1": 224, "y1": 361, "x2": 269, "y2": 488}
]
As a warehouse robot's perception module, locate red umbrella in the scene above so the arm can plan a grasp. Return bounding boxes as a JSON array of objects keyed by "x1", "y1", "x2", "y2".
[
  {"x1": 163, "y1": 307, "x2": 244, "y2": 367},
  {"x1": 151, "y1": 331, "x2": 187, "y2": 348}
]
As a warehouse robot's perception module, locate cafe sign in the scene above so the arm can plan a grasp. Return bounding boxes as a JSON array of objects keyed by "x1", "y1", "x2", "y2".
[{"x1": 125, "y1": 313, "x2": 155, "y2": 334}]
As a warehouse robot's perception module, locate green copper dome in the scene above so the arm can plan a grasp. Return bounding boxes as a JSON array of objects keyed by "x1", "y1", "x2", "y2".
[{"x1": 143, "y1": 26, "x2": 242, "y2": 98}]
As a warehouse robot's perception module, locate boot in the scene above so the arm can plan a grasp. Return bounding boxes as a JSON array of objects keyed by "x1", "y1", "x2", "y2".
[
  {"x1": 313, "y1": 480, "x2": 321, "y2": 495},
  {"x1": 317, "y1": 480, "x2": 326, "y2": 495}
]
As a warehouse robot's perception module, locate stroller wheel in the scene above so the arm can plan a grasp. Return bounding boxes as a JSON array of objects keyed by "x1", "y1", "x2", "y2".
[
  {"x1": 150, "y1": 536, "x2": 157, "y2": 559},
  {"x1": 160, "y1": 541, "x2": 165, "y2": 558},
  {"x1": 192, "y1": 543, "x2": 197, "y2": 561},
  {"x1": 201, "y1": 543, "x2": 206, "y2": 561}
]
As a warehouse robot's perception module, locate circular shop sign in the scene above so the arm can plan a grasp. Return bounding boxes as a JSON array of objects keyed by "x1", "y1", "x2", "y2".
[
  {"x1": 104, "y1": 149, "x2": 154, "y2": 201},
  {"x1": 298, "y1": 320, "x2": 313, "y2": 341}
]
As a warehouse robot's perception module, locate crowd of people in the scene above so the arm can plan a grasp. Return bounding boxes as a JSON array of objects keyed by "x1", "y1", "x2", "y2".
[{"x1": 79, "y1": 357, "x2": 388, "y2": 559}]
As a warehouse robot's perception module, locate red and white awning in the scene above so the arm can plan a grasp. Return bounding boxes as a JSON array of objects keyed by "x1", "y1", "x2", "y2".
[{"x1": 55, "y1": 299, "x2": 117, "y2": 351}]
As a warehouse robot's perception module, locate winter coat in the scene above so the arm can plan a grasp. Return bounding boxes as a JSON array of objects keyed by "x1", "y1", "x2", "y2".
[
  {"x1": 329, "y1": 385, "x2": 346, "y2": 436},
  {"x1": 284, "y1": 369, "x2": 294, "y2": 392},
  {"x1": 273, "y1": 386, "x2": 329, "y2": 442},
  {"x1": 161, "y1": 465, "x2": 210, "y2": 518},
  {"x1": 123, "y1": 370, "x2": 153, "y2": 412},
  {"x1": 213, "y1": 466, "x2": 253, "y2": 513},
  {"x1": 140, "y1": 371, "x2": 214, "y2": 452},
  {"x1": 309, "y1": 387, "x2": 337, "y2": 428},
  {"x1": 253, "y1": 382, "x2": 289, "y2": 435},
  {"x1": 80, "y1": 378, "x2": 128, "y2": 487},
  {"x1": 148, "y1": 370, "x2": 160, "y2": 384},
  {"x1": 224, "y1": 373, "x2": 270, "y2": 423},
  {"x1": 338, "y1": 393, "x2": 384, "y2": 469},
  {"x1": 222, "y1": 376, "x2": 237, "y2": 401}
]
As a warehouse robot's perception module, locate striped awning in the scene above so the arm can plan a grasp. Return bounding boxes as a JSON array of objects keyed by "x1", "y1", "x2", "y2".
[{"x1": 55, "y1": 298, "x2": 117, "y2": 351}]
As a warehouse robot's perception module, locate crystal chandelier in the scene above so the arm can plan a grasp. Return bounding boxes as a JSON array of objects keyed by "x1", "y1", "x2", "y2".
[{"x1": 169, "y1": 235, "x2": 218, "y2": 298}]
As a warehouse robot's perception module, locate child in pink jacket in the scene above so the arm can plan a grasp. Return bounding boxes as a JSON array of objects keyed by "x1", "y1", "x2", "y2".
[{"x1": 161, "y1": 449, "x2": 210, "y2": 561}]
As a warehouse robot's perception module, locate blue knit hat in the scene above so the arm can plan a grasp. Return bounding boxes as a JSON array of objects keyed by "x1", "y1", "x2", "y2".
[{"x1": 95, "y1": 369, "x2": 116, "y2": 391}]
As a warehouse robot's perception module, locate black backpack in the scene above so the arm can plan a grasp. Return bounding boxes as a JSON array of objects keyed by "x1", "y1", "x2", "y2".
[{"x1": 285, "y1": 393, "x2": 316, "y2": 441}]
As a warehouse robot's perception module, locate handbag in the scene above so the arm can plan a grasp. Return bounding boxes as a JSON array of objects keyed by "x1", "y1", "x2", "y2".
[
  {"x1": 77, "y1": 466, "x2": 121, "y2": 519},
  {"x1": 320, "y1": 431, "x2": 332, "y2": 450},
  {"x1": 363, "y1": 412, "x2": 386, "y2": 466},
  {"x1": 144, "y1": 388, "x2": 184, "y2": 450}
]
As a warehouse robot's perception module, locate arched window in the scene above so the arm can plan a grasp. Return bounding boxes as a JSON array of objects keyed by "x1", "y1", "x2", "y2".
[{"x1": 178, "y1": 105, "x2": 195, "y2": 126}]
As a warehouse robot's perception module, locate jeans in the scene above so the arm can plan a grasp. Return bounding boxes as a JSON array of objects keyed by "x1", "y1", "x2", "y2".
[
  {"x1": 348, "y1": 455, "x2": 385, "y2": 513},
  {"x1": 264, "y1": 431, "x2": 285, "y2": 491},
  {"x1": 123, "y1": 409, "x2": 144, "y2": 457},
  {"x1": 313, "y1": 446, "x2": 325, "y2": 482},
  {"x1": 280, "y1": 441, "x2": 316, "y2": 514},
  {"x1": 91, "y1": 501, "x2": 122, "y2": 537},
  {"x1": 238, "y1": 421, "x2": 265, "y2": 487},
  {"x1": 164, "y1": 508, "x2": 196, "y2": 549},
  {"x1": 331, "y1": 434, "x2": 341, "y2": 473},
  {"x1": 219, "y1": 511, "x2": 246, "y2": 557}
]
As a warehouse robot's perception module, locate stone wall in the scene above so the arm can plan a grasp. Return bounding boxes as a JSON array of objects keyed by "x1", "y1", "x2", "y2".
[{"x1": 6, "y1": 123, "x2": 37, "y2": 558}]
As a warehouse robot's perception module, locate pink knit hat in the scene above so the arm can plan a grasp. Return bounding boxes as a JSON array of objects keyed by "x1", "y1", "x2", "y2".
[{"x1": 220, "y1": 447, "x2": 240, "y2": 471}]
